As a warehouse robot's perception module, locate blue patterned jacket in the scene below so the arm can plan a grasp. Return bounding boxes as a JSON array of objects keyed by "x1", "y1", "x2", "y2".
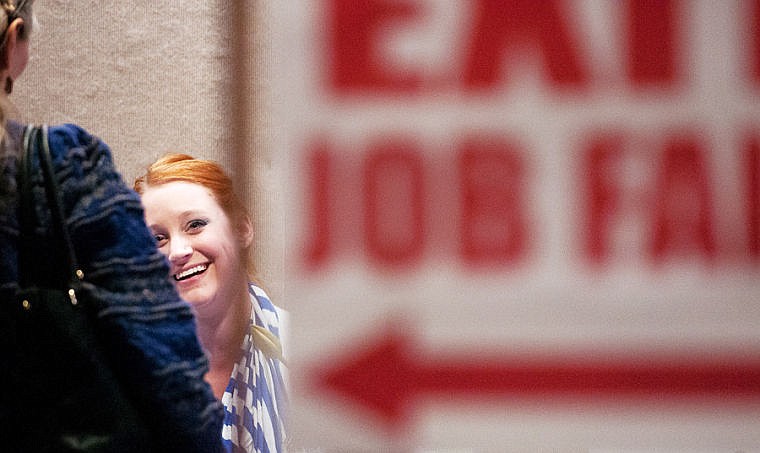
[{"x1": 0, "y1": 122, "x2": 224, "y2": 451}]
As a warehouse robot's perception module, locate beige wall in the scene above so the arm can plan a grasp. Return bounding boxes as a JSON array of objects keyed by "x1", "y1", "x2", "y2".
[{"x1": 13, "y1": 1, "x2": 284, "y2": 303}]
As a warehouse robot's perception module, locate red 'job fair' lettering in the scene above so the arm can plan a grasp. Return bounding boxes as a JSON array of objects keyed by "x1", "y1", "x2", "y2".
[
  {"x1": 364, "y1": 141, "x2": 426, "y2": 266},
  {"x1": 459, "y1": 138, "x2": 528, "y2": 265},
  {"x1": 747, "y1": 133, "x2": 760, "y2": 260},
  {"x1": 581, "y1": 131, "x2": 754, "y2": 266},
  {"x1": 649, "y1": 136, "x2": 716, "y2": 262},
  {"x1": 584, "y1": 135, "x2": 626, "y2": 264},
  {"x1": 303, "y1": 135, "x2": 530, "y2": 269},
  {"x1": 304, "y1": 141, "x2": 332, "y2": 267},
  {"x1": 305, "y1": 129, "x2": 760, "y2": 270}
]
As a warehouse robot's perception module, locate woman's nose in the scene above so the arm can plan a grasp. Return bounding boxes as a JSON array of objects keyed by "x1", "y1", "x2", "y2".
[{"x1": 168, "y1": 238, "x2": 193, "y2": 263}]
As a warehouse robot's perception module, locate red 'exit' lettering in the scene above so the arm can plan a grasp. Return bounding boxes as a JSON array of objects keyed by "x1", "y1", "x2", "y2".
[
  {"x1": 303, "y1": 130, "x2": 760, "y2": 270},
  {"x1": 326, "y1": 0, "x2": 691, "y2": 93}
]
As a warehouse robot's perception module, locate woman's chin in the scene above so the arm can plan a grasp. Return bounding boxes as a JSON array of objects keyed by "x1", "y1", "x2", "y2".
[{"x1": 179, "y1": 288, "x2": 214, "y2": 313}]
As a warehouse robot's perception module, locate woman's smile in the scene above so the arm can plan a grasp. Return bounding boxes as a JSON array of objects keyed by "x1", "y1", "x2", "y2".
[{"x1": 174, "y1": 263, "x2": 208, "y2": 281}]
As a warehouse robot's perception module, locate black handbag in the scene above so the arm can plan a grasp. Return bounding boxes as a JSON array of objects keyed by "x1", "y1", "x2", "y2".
[{"x1": 9, "y1": 125, "x2": 154, "y2": 452}]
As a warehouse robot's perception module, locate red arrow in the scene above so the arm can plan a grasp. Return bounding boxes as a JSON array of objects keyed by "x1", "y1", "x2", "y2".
[{"x1": 314, "y1": 330, "x2": 760, "y2": 431}]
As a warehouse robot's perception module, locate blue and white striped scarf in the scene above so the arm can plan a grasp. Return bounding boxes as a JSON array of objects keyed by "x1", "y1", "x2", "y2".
[{"x1": 221, "y1": 284, "x2": 288, "y2": 453}]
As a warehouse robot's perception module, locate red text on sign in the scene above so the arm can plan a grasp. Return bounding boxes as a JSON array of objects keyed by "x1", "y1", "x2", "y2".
[
  {"x1": 302, "y1": 129, "x2": 760, "y2": 270},
  {"x1": 327, "y1": 0, "x2": 697, "y2": 93}
]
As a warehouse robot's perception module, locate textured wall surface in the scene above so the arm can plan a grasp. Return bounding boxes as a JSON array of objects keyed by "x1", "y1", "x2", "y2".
[{"x1": 12, "y1": 1, "x2": 284, "y2": 302}]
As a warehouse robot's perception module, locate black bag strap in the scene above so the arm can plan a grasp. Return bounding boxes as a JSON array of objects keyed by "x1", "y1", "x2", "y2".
[{"x1": 18, "y1": 125, "x2": 82, "y2": 291}]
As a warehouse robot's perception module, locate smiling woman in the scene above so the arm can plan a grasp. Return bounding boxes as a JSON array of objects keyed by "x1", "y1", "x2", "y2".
[
  {"x1": 134, "y1": 153, "x2": 288, "y2": 453},
  {"x1": 140, "y1": 180, "x2": 248, "y2": 318}
]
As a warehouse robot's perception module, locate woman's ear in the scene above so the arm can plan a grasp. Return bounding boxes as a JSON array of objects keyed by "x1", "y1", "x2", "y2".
[
  {"x1": 238, "y1": 215, "x2": 254, "y2": 250},
  {"x1": 3, "y1": 18, "x2": 27, "y2": 78}
]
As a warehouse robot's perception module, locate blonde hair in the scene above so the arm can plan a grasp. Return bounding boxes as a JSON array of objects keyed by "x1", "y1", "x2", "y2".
[
  {"x1": 1, "y1": 0, "x2": 33, "y2": 41},
  {"x1": 134, "y1": 153, "x2": 259, "y2": 279}
]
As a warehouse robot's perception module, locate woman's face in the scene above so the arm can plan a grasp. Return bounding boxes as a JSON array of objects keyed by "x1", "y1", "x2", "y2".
[{"x1": 140, "y1": 181, "x2": 249, "y2": 319}]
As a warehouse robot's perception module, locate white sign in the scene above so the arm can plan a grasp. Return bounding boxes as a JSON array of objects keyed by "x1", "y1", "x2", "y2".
[{"x1": 269, "y1": 1, "x2": 760, "y2": 451}]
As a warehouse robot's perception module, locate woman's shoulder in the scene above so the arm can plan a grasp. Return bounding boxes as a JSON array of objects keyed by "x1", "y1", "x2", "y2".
[
  {"x1": 42, "y1": 123, "x2": 140, "y2": 227},
  {"x1": 249, "y1": 282, "x2": 273, "y2": 303},
  {"x1": 248, "y1": 282, "x2": 290, "y2": 364},
  {"x1": 47, "y1": 123, "x2": 107, "y2": 155},
  {"x1": 45, "y1": 123, "x2": 121, "y2": 180},
  {"x1": 249, "y1": 283, "x2": 287, "y2": 326},
  {"x1": 2, "y1": 122, "x2": 97, "y2": 160},
  {"x1": 249, "y1": 283, "x2": 287, "y2": 313},
  {"x1": 47, "y1": 122, "x2": 88, "y2": 136}
]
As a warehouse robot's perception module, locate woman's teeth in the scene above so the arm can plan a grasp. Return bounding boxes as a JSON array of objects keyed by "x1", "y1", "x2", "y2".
[{"x1": 174, "y1": 264, "x2": 207, "y2": 281}]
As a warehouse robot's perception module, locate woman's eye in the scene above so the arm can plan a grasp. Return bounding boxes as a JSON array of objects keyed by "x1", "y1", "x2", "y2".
[
  {"x1": 187, "y1": 219, "x2": 208, "y2": 231},
  {"x1": 153, "y1": 234, "x2": 168, "y2": 246}
]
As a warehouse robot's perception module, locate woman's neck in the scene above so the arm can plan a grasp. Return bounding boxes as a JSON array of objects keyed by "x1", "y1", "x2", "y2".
[{"x1": 197, "y1": 282, "x2": 252, "y2": 398}]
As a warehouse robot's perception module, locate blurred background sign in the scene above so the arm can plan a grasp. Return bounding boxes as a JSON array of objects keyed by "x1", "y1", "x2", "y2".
[{"x1": 269, "y1": 1, "x2": 760, "y2": 450}]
